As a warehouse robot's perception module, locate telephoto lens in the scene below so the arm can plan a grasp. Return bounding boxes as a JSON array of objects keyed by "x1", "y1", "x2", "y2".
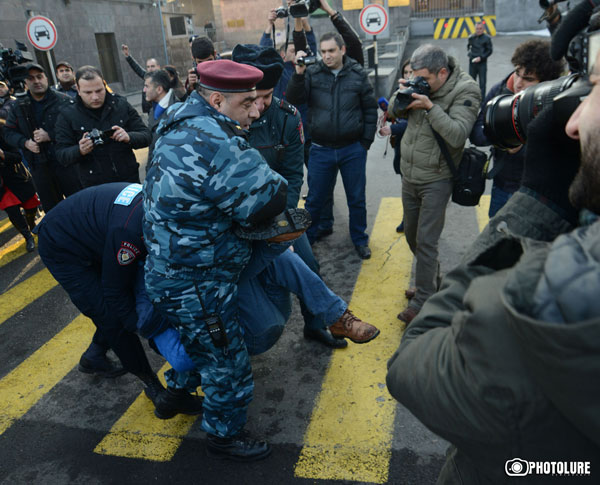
[{"x1": 484, "y1": 74, "x2": 581, "y2": 148}]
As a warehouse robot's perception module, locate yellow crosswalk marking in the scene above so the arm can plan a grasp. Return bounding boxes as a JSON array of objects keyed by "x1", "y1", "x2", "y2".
[
  {"x1": 0, "y1": 238, "x2": 28, "y2": 268},
  {"x1": 0, "y1": 219, "x2": 12, "y2": 234},
  {"x1": 0, "y1": 268, "x2": 58, "y2": 324},
  {"x1": 294, "y1": 197, "x2": 411, "y2": 484},
  {"x1": 476, "y1": 195, "x2": 491, "y2": 233},
  {"x1": 94, "y1": 363, "x2": 201, "y2": 461},
  {"x1": 0, "y1": 314, "x2": 94, "y2": 435}
]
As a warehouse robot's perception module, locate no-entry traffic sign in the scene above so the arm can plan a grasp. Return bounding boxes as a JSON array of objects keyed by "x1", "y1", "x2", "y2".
[
  {"x1": 26, "y1": 16, "x2": 57, "y2": 51},
  {"x1": 359, "y1": 4, "x2": 388, "y2": 36}
]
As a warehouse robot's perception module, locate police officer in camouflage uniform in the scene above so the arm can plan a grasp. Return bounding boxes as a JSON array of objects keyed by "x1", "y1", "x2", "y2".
[
  {"x1": 232, "y1": 44, "x2": 347, "y2": 349},
  {"x1": 143, "y1": 60, "x2": 288, "y2": 461}
]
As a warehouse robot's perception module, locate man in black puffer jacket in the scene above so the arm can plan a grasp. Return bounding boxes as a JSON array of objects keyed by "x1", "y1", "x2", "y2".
[
  {"x1": 55, "y1": 65, "x2": 151, "y2": 190},
  {"x1": 286, "y1": 31, "x2": 377, "y2": 260}
]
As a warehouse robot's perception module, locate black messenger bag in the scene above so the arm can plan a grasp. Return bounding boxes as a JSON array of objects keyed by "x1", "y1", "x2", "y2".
[{"x1": 431, "y1": 128, "x2": 489, "y2": 207}]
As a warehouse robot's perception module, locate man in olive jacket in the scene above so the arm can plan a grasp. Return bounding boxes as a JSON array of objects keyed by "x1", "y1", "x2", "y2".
[
  {"x1": 55, "y1": 66, "x2": 151, "y2": 189},
  {"x1": 389, "y1": 44, "x2": 481, "y2": 323},
  {"x1": 286, "y1": 31, "x2": 377, "y2": 260},
  {"x1": 386, "y1": 51, "x2": 600, "y2": 483}
]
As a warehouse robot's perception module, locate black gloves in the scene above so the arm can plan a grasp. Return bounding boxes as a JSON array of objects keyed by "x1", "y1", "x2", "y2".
[{"x1": 521, "y1": 103, "x2": 581, "y2": 224}]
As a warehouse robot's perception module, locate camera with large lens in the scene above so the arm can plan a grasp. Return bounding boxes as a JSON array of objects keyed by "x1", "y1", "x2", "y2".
[
  {"x1": 484, "y1": 1, "x2": 599, "y2": 148},
  {"x1": 275, "y1": 6, "x2": 289, "y2": 18},
  {"x1": 288, "y1": 0, "x2": 320, "y2": 18},
  {"x1": 392, "y1": 76, "x2": 431, "y2": 111}
]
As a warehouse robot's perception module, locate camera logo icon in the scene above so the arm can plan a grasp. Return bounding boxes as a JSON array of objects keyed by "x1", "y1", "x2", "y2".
[{"x1": 505, "y1": 458, "x2": 530, "y2": 476}]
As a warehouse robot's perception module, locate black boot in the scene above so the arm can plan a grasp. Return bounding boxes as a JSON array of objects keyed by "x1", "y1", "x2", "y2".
[
  {"x1": 154, "y1": 387, "x2": 204, "y2": 420},
  {"x1": 24, "y1": 208, "x2": 37, "y2": 231},
  {"x1": 138, "y1": 373, "x2": 165, "y2": 406},
  {"x1": 303, "y1": 327, "x2": 347, "y2": 349},
  {"x1": 79, "y1": 342, "x2": 126, "y2": 378},
  {"x1": 6, "y1": 206, "x2": 35, "y2": 252},
  {"x1": 206, "y1": 430, "x2": 271, "y2": 462}
]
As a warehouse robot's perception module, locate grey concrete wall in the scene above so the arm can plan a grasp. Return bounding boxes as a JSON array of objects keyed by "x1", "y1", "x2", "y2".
[
  {"x1": 495, "y1": 0, "x2": 544, "y2": 32},
  {"x1": 1, "y1": 0, "x2": 165, "y2": 93}
]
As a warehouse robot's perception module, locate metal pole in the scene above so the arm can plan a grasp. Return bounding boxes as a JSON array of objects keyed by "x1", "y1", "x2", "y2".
[
  {"x1": 156, "y1": 0, "x2": 169, "y2": 65},
  {"x1": 373, "y1": 35, "x2": 378, "y2": 98},
  {"x1": 46, "y1": 50, "x2": 57, "y2": 85}
]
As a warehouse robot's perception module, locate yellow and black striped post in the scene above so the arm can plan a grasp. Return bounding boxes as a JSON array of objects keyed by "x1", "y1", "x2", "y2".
[{"x1": 433, "y1": 15, "x2": 496, "y2": 39}]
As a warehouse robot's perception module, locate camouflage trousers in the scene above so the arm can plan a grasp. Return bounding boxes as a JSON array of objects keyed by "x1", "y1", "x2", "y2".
[{"x1": 145, "y1": 266, "x2": 253, "y2": 438}]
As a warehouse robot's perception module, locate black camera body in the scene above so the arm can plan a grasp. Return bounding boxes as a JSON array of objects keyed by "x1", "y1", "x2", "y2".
[
  {"x1": 393, "y1": 76, "x2": 431, "y2": 111},
  {"x1": 297, "y1": 55, "x2": 317, "y2": 66},
  {"x1": 484, "y1": 2, "x2": 599, "y2": 148},
  {"x1": 86, "y1": 128, "x2": 115, "y2": 146},
  {"x1": 275, "y1": 7, "x2": 289, "y2": 18},
  {"x1": 276, "y1": 0, "x2": 320, "y2": 19}
]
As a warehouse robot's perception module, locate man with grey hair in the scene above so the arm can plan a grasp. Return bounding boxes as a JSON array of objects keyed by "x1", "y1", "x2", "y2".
[{"x1": 389, "y1": 44, "x2": 481, "y2": 324}]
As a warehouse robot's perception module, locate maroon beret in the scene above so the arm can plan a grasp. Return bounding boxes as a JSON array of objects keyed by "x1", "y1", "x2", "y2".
[{"x1": 197, "y1": 60, "x2": 264, "y2": 93}]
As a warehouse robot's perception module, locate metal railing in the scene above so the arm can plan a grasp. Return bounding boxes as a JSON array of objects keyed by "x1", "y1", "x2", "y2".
[{"x1": 411, "y1": 0, "x2": 483, "y2": 18}]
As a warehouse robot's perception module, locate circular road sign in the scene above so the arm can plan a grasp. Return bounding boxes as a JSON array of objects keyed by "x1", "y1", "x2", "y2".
[
  {"x1": 359, "y1": 4, "x2": 388, "y2": 36},
  {"x1": 26, "y1": 16, "x2": 57, "y2": 51}
]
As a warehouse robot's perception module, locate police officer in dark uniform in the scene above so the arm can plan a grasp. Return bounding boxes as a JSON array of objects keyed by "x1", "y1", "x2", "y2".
[
  {"x1": 233, "y1": 44, "x2": 347, "y2": 349},
  {"x1": 36, "y1": 182, "x2": 203, "y2": 417}
]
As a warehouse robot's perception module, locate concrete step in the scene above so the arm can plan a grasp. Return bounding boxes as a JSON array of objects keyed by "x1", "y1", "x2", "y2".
[{"x1": 379, "y1": 51, "x2": 400, "y2": 67}]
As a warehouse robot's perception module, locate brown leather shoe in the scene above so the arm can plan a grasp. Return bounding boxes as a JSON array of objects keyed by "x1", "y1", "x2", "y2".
[
  {"x1": 404, "y1": 288, "x2": 417, "y2": 300},
  {"x1": 397, "y1": 306, "x2": 419, "y2": 324},
  {"x1": 329, "y1": 309, "x2": 380, "y2": 344}
]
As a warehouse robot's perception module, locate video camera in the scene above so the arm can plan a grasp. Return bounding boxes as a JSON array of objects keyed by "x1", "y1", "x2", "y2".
[
  {"x1": 0, "y1": 41, "x2": 34, "y2": 95},
  {"x1": 275, "y1": 0, "x2": 320, "y2": 19},
  {"x1": 484, "y1": 0, "x2": 600, "y2": 148}
]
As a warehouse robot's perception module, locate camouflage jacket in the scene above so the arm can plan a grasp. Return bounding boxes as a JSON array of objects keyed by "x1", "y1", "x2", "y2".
[{"x1": 143, "y1": 92, "x2": 287, "y2": 278}]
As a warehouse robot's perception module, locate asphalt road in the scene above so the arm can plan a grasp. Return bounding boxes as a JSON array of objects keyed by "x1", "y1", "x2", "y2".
[{"x1": 0, "y1": 33, "x2": 541, "y2": 484}]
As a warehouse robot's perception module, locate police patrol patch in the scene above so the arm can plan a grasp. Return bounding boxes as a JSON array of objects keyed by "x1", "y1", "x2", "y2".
[
  {"x1": 117, "y1": 241, "x2": 141, "y2": 265},
  {"x1": 114, "y1": 183, "x2": 143, "y2": 206}
]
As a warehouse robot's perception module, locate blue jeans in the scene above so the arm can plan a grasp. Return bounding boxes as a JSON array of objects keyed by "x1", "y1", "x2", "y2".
[
  {"x1": 306, "y1": 142, "x2": 368, "y2": 246},
  {"x1": 489, "y1": 184, "x2": 514, "y2": 218},
  {"x1": 149, "y1": 242, "x2": 346, "y2": 366}
]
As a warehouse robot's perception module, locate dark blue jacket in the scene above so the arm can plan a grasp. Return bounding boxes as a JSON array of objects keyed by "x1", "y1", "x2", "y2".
[{"x1": 36, "y1": 182, "x2": 155, "y2": 333}]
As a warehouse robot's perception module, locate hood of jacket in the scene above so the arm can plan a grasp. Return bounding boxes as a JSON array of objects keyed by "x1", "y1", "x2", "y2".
[{"x1": 501, "y1": 218, "x2": 600, "y2": 449}]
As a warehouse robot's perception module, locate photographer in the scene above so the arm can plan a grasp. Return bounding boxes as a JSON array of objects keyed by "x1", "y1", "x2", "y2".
[
  {"x1": 387, "y1": 48, "x2": 600, "y2": 481},
  {"x1": 470, "y1": 39, "x2": 564, "y2": 217},
  {"x1": 54, "y1": 66, "x2": 151, "y2": 190},
  {"x1": 388, "y1": 44, "x2": 480, "y2": 323},
  {"x1": 286, "y1": 31, "x2": 377, "y2": 259},
  {"x1": 3, "y1": 63, "x2": 74, "y2": 212}
]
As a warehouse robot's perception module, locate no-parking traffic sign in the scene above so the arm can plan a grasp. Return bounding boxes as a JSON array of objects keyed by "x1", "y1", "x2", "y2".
[
  {"x1": 359, "y1": 4, "x2": 388, "y2": 36},
  {"x1": 26, "y1": 16, "x2": 57, "y2": 51}
]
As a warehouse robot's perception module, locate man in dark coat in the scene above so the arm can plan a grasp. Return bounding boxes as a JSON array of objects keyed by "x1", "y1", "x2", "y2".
[
  {"x1": 36, "y1": 182, "x2": 203, "y2": 418},
  {"x1": 287, "y1": 31, "x2": 377, "y2": 259},
  {"x1": 467, "y1": 21, "x2": 493, "y2": 97},
  {"x1": 54, "y1": 65, "x2": 151, "y2": 190},
  {"x1": 3, "y1": 63, "x2": 74, "y2": 212}
]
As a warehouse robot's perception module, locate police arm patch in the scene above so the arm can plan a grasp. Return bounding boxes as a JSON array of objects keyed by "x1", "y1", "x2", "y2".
[{"x1": 117, "y1": 241, "x2": 141, "y2": 265}]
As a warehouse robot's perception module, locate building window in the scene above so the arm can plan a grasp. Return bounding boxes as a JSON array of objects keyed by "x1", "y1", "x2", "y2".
[
  {"x1": 169, "y1": 16, "x2": 187, "y2": 36},
  {"x1": 95, "y1": 33, "x2": 120, "y2": 84}
]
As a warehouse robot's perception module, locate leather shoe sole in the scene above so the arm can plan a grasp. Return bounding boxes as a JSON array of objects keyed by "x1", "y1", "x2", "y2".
[
  {"x1": 78, "y1": 357, "x2": 127, "y2": 378},
  {"x1": 234, "y1": 208, "x2": 311, "y2": 242}
]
